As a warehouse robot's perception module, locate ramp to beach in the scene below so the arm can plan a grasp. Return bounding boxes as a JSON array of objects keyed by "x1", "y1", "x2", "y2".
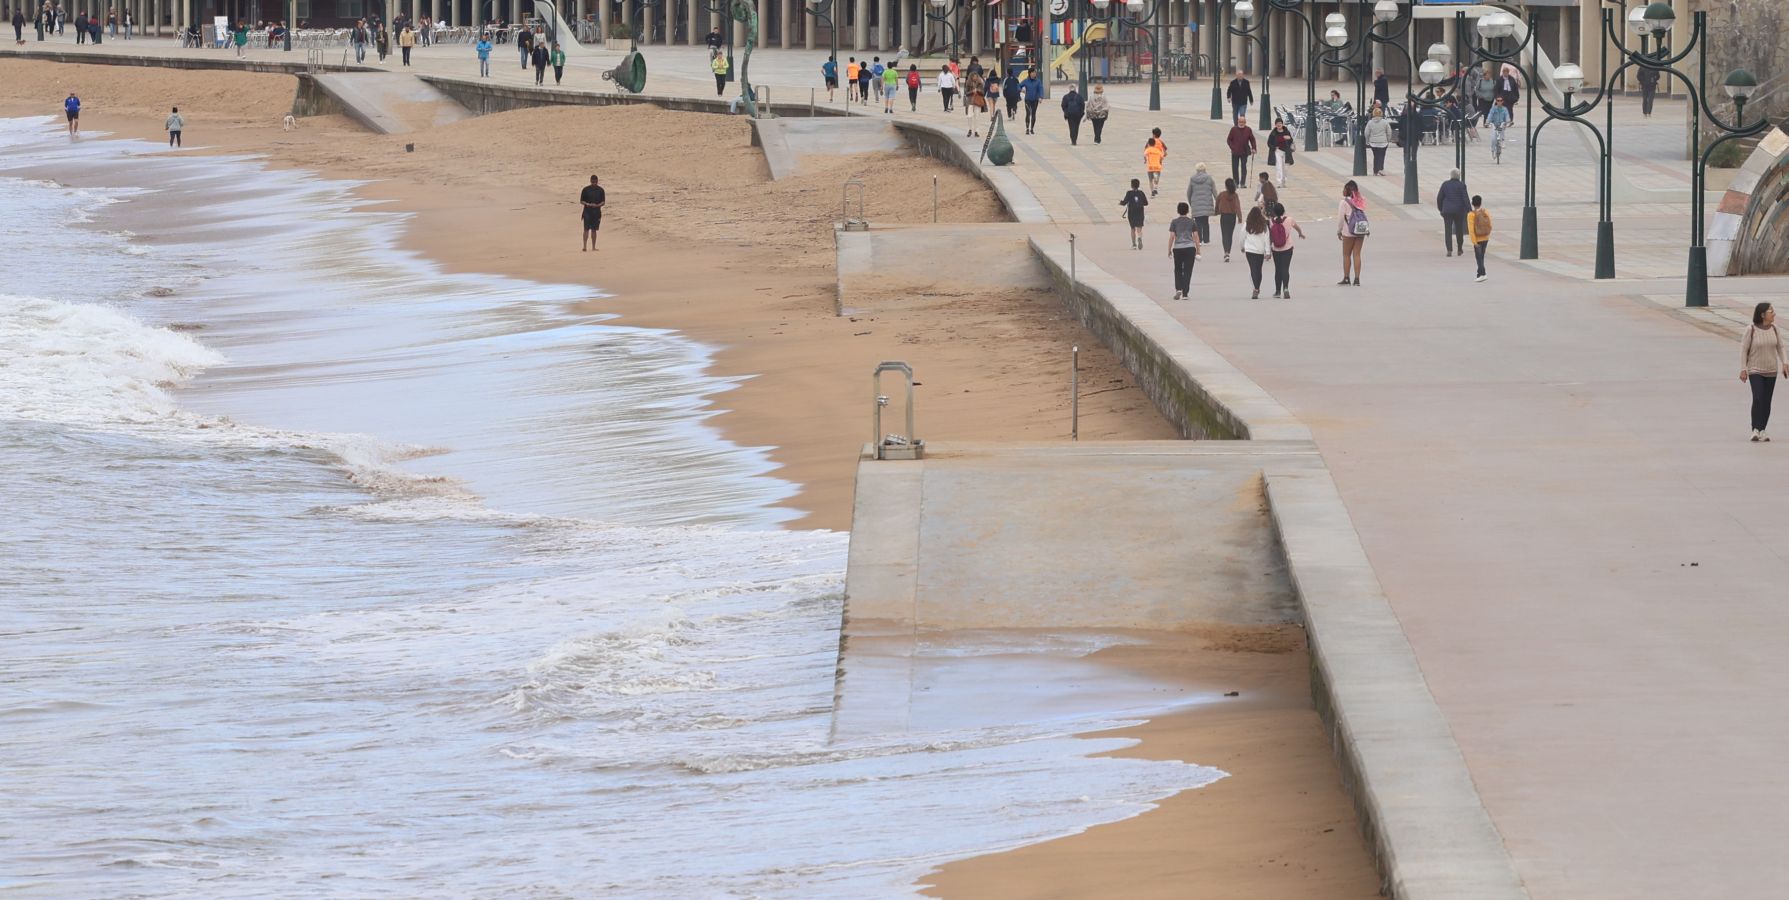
[{"x1": 310, "y1": 72, "x2": 471, "y2": 134}]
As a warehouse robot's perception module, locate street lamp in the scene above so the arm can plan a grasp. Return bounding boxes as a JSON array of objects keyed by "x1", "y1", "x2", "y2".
[
  {"x1": 1226, "y1": 0, "x2": 1274, "y2": 131},
  {"x1": 925, "y1": 0, "x2": 961, "y2": 61},
  {"x1": 1090, "y1": 0, "x2": 1164, "y2": 111},
  {"x1": 802, "y1": 0, "x2": 838, "y2": 97}
]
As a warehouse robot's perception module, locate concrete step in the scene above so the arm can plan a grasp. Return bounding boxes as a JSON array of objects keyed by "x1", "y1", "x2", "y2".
[{"x1": 311, "y1": 71, "x2": 471, "y2": 134}]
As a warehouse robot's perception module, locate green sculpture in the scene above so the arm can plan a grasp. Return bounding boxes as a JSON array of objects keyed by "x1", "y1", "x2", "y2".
[
  {"x1": 986, "y1": 113, "x2": 1014, "y2": 166},
  {"x1": 731, "y1": 0, "x2": 759, "y2": 117}
]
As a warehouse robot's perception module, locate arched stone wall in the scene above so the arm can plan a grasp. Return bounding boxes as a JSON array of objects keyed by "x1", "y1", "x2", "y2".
[{"x1": 1709, "y1": 126, "x2": 1789, "y2": 277}]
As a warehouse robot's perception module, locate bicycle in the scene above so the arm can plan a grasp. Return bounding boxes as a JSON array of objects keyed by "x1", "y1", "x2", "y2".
[{"x1": 1490, "y1": 122, "x2": 1506, "y2": 164}]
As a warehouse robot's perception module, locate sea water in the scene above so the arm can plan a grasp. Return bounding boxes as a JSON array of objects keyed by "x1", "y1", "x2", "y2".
[{"x1": 0, "y1": 117, "x2": 1221, "y2": 897}]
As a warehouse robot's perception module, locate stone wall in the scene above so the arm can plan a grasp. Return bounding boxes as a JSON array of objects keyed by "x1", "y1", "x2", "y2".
[{"x1": 1696, "y1": 0, "x2": 1787, "y2": 148}]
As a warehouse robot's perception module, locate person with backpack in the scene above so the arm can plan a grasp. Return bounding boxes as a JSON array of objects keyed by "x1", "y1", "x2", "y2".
[
  {"x1": 1741, "y1": 302, "x2": 1789, "y2": 442},
  {"x1": 1241, "y1": 206, "x2": 1271, "y2": 298},
  {"x1": 1119, "y1": 178, "x2": 1149, "y2": 250},
  {"x1": 877, "y1": 62, "x2": 895, "y2": 112},
  {"x1": 1467, "y1": 194, "x2": 1492, "y2": 282},
  {"x1": 1436, "y1": 168, "x2": 1471, "y2": 257},
  {"x1": 1184, "y1": 161, "x2": 1217, "y2": 244},
  {"x1": 1087, "y1": 84, "x2": 1109, "y2": 144},
  {"x1": 1167, "y1": 201, "x2": 1202, "y2": 301},
  {"x1": 1254, "y1": 170, "x2": 1278, "y2": 211},
  {"x1": 1215, "y1": 177, "x2": 1242, "y2": 263},
  {"x1": 1268, "y1": 201, "x2": 1306, "y2": 298},
  {"x1": 1336, "y1": 180, "x2": 1368, "y2": 286},
  {"x1": 858, "y1": 59, "x2": 874, "y2": 104},
  {"x1": 1002, "y1": 71, "x2": 1021, "y2": 118},
  {"x1": 1060, "y1": 84, "x2": 1084, "y2": 146},
  {"x1": 822, "y1": 55, "x2": 838, "y2": 102},
  {"x1": 903, "y1": 63, "x2": 920, "y2": 111}
]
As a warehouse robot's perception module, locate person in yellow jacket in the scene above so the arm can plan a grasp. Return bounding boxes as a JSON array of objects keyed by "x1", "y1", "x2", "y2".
[
  {"x1": 711, "y1": 51, "x2": 729, "y2": 96},
  {"x1": 1467, "y1": 194, "x2": 1492, "y2": 283},
  {"x1": 398, "y1": 24, "x2": 415, "y2": 66}
]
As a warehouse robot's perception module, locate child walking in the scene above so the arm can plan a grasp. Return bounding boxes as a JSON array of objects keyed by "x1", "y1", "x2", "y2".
[
  {"x1": 1143, "y1": 137, "x2": 1165, "y2": 197},
  {"x1": 1467, "y1": 194, "x2": 1492, "y2": 282},
  {"x1": 1120, "y1": 178, "x2": 1149, "y2": 250}
]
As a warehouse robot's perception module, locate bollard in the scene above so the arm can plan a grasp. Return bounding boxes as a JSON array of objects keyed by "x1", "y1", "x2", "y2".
[
  {"x1": 811, "y1": 88, "x2": 816, "y2": 117},
  {"x1": 932, "y1": 176, "x2": 938, "y2": 223},
  {"x1": 1071, "y1": 346, "x2": 1080, "y2": 441},
  {"x1": 1069, "y1": 233, "x2": 1076, "y2": 285}
]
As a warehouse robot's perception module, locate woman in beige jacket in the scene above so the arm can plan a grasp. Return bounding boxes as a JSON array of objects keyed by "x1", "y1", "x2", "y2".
[{"x1": 1741, "y1": 301, "x2": 1789, "y2": 441}]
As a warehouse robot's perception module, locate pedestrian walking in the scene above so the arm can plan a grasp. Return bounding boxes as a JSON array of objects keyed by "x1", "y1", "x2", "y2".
[
  {"x1": 1061, "y1": 83, "x2": 1084, "y2": 145},
  {"x1": 899, "y1": 63, "x2": 917, "y2": 111},
  {"x1": 63, "y1": 91, "x2": 78, "y2": 136},
  {"x1": 1168, "y1": 202, "x2": 1201, "y2": 300},
  {"x1": 164, "y1": 105, "x2": 182, "y2": 146},
  {"x1": 551, "y1": 42, "x2": 565, "y2": 84},
  {"x1": 1373, "y1": 68, "x2": 1389, "y2": 109},
  {"x1": 937, "y1": 65, "x2": 957, "y2": 112},
  {"x1": 858, "y1": 59, "x2": 873, "y2": 104},
  {"x1": 1436, "y1": 168, "x2": 1470, "y2": 257},
  {"x1": 1467, "y1": 194, "x2": 1492, "y2": 282},
  {"x1": 1493, "y1": 63, "x2": 1521, "y2": 112},
  {"x1": 1226, "y1": 116, "x2": 1256, "y2": 187},
  {"x1": 1266, "y1": 117, "x2": 1294, "y2": 186},
  {"x1": 517, "y1": 24, "x2": 532, "y2": 68},
  {"x1": 706, "y1": 25, "x2": 721, "y2": 52},
  {"x1": 580, "y1": 174, "x2": 605, "y2": 251},
  {"x1": 73, "y1": 9, "x2": 82, "y2": 42},
  {"x1": 475, "y1": 32, "x2": 492, "y2": 76},
  {"x1": 1002, "y1": 71, "x2": 1020, "y2": 118},
  {"x1": 1119, "y1": 178, "x2": 1149, "y2": 250},
  {"x1": 1269, "y1": 201, "x2": 1306, "y2": 298},
  {"x1": 961, "y1": 69, "x2": 983, "y2": 126},
  {"x1": 1184, "y1": 161, "x2": 1216, "y2": 243},
  {"x1": 375, "y1": 23, "x2": 389, "y2": 62},
  {"x1": 711, "y1": 51, "x2": 728, "y2": 94},
  {"x1": 822, "y1": 55, "x2": 837, "y2": 102},
  {"x1": 532, "y1": 40, "x2": 549, "y2": 84},
  {"x1": 352, "y1": 19, "x2": 368, "y2": 63},
  {"x1": 1742, "y1": 302, "x2": 1788, "y2": 441},
  {"x1": 1336, "y1": 181, "x2": 1368, "y2": 285},
  {"x1": 845, "y1": 57, "x2": 860, "y2": 100},
  {"x1": 399, "y1": 23, "x2": 415, "y2": 65},
  {"x1": 1474, "y1": 63, "x2": 1495, "y2": 124},
  {"x1": 1241, "y1": 206, "x2": 1270, "y2": 298},
  {"x1": 1226, "y1": 69, "x2": 1252, "y2": 122},
  {"x1": 12, "y1": 8, "x2": 24, "y2": 43},
  {"x1": 1143, "y1": 136, "x2": 1165, "y2": 197},
  {"x1": 1020, "y1": 69, "x2": 1042, "y2": 134},
  {"x1": 876, "y1": 63, "x2": 894, "y2": 112},
  {"x1": 1254, "y1": 170, "x2": 1277, "y2": 210},
  {"x1": 1638, "y1": 65, "x2": 1660, "y2": 118},
  {"x1": 1216, "y1": 177, "x2": 1241, "y2": 262},
  {"x1": 1364, "y1": 107, "x2": 1392, "y2": 175},
  {"x1": 1087, "y1": 84, "x2": 1109, "y2": 143}
]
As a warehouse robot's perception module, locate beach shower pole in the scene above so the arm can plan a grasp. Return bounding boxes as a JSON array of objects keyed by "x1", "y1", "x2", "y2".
[
  {"x1": 811, "y1": 87, "x2": 816, "y2": 115},
  {"x1": 1069, "y1": 232, "x2": 1076, "y2": 284},
  {"x1": 1071, "y1": 346, "x2": 1080, "y2": 440}
]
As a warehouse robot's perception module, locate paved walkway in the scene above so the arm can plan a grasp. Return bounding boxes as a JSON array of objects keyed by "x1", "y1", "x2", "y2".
[{"x1": 15, "y1": 39, "x2": 1789, "y2": 898}]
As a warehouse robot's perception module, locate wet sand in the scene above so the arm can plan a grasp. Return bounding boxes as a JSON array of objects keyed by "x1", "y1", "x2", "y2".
[{"x1": 0, "y1": 60, "x2": 1380, "y2": 899}]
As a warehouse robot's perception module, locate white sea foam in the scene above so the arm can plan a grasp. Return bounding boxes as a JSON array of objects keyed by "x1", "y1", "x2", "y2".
[{"x1": 0, "y1": 116, "x2": 1222, "y2": 898}]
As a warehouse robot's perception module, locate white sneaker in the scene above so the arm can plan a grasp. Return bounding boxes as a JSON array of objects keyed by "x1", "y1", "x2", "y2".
[
  {"x1": 1752, "y1": 430, "x2": 1762, "y2": 442},
  {"x1": 1475, "y1": 275, "x2": 1487, "y2": 282},
  {"x1": 1765, "y1": 432, "x2": 1773, "y2": 442}
]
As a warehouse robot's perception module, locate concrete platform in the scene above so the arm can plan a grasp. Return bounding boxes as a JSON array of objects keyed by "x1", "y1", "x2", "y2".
[
  {"x1": 310, "y1": 72, "x2": 470, "y2": 134},
  {"x1": 751, "y1": 117, "x2": 904, "y2": 180},
  {"x1": 834, "y1": 223, "x2": 1046, "y2": 315}
]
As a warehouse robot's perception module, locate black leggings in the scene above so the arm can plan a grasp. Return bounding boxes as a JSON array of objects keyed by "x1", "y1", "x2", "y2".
[
  {"x1": 1271, "y1": 247, "x2": 1293, "y2": 293},
  {"x1": 908, "y1": 85, "x2": 918, "y2": 108},
  {"x1": 1246, "y1": 251, "x2": 1265, "y2": 290},
  {"x1": 1024, "y1": 100, "x2": 1038, "y2": 131},
  {"x1": 1752, "y1": 374, "x2": 1776, "y2": 432},
  {"x1": 1219, "y1": 213, "x2": 1236, "y2": 254},
  {"x1": 168, "y1": 130, "x2": 181, "y2": 147},
  {"x1": 1090, "y1": 116, "x2": 1105, "y2": 142}
]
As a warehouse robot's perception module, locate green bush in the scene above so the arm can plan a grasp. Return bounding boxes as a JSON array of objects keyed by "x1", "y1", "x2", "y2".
[
  {"x1": 607, "y1": 21, "x2": 633, "y2": 39},
  {"x1": 1706, "y1": 138, "x2": 1750, "y2": 169}
]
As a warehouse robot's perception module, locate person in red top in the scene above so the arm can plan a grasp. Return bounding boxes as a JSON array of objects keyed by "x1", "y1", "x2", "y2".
[{"x1": 1226, "y1": 116, "x2": 1257, "y2": 187}]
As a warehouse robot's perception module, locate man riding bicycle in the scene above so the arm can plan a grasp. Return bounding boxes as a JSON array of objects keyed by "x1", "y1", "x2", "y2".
[{"x1": 1486, "y1": 96, "x2": 1512, "y2": 163}]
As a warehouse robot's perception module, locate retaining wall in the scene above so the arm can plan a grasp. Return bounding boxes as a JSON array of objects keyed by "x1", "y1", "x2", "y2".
[{"x1": 416, "y1": 75, "x2": 846, "y2": 120}]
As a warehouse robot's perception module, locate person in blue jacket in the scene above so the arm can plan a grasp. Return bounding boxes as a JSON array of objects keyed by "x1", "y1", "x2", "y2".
[
  {"x1": 475, "y1": 32, "x2": 492, "y2": 77},
  {"x1": 63, "y1": 92, "x2": 80, "y2": 136},
  {"x1": 821, "y1": 55, "x2": 837, "y2": 102},
  {"x1": 1019, "y1": 69, "x2": 1043, "y2": 134}
]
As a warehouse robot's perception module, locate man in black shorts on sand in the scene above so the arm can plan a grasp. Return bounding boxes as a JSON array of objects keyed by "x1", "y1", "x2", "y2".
[{"x1": 580, "y1": 175, "x2": 605, "y2": 251}]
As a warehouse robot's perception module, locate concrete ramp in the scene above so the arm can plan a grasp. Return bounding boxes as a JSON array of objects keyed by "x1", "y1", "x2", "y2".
[
  {"x1": 532, "y1": 0, "x2": 588, "y2": 52},
  {"x1": 311, "y1": 72, "x2": 471, "y2": 135},
  {"x1": 834, "y1": 223, "x2": 1047, "y2": 315},
  {"x1": 751, "y1": 118, "x2": 906, "y2": 180},
  {"x1": 835, "y1": 441, "x2": 1306, "y2": 736}
]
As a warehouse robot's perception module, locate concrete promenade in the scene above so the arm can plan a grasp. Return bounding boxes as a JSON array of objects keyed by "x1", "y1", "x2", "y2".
[{"x1": 13, "y1": 39, "x2": 1789, "y2": 897}]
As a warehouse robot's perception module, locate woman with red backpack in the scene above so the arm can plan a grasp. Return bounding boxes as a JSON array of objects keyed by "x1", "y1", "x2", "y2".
[
  {"x1": 906, "y1": 64, "x2": 922, "y2": 111},
  {"x1": 1268, "y1": 201, "x2": 1307, "y2": 299}
]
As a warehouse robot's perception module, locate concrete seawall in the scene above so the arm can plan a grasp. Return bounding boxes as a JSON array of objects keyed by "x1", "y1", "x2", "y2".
[
  {"x1": 415, "y1": 74, "x2": 845, "y2": 121},
  {"x1": 842, "y1": 116, "x2": 1530, "y2": 900}
]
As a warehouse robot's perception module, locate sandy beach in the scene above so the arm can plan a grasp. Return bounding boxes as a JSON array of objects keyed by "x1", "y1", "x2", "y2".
[{"x1": 0, "y1": 59, "x2": 1379, "y2": 897}]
